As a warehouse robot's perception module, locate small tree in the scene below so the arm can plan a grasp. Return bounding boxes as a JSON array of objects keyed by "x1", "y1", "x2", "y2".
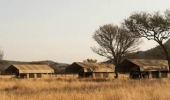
[
  {"x1": 124, "y1": 10, "x2": 170, "y2": 69},
  {"x1": 92, "y1": 24, "x2": 140, "y2": 78},
  {"x1": 0, "y1": 49, "x2": 3, "y2": 60},
  {"x1": 83, "y1": 59, "x2": 97, "y2": 63}
]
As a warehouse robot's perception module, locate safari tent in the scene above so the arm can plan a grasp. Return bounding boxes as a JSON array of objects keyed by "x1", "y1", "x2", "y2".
[
  {"x1": 66, "y1": 62, "x2": 115, "y2": 78},
  {"x1": 116, "y1": 59, "x2": 169, "y2": 79},
  {"x1": 5, "y1": 64, "x2": 54, "y2": 78}
]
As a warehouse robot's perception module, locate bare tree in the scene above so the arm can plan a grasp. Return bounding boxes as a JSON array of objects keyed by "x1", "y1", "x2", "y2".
[
  {"x1": 124, "y1": 10, "x2": 170, "y2": 69},
  {"x1": 92, "y1": 24, "x2": 140, "y2": 78}
]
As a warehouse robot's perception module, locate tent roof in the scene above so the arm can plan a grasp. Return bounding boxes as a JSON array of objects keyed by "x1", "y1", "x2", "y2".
[
  {"x1": 127, "y1": 59, "x2": 169, "y2": 71},
  {"x1": 10, "y1": 64, "x2": 54, "y2": 73},
  {"x1": 74, "y1": 62, "x2": 115, "y2": 72}
]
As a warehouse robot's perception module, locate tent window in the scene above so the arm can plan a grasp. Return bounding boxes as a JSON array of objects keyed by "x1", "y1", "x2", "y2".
[
  {"x1": 29, "y1": 73, "x2": 34, "y2": 78},
  {"x1": 161, "y1": 71, "x2": 168, "y2": 78},
  {"x1": 37, "y1": 73, "x2": 42, "y2": 78},
  {"x1": 95, "y1": 73, "x2": 101, "y2": 78},
  {"x1": 152, "y1": 71, "x2": 159, "y2": 78},
  {"x1": 103, "y1": 73, "x2": 108, "y2": 78},
  {"x1": 20, "y1": 74, "x2": 26, "y2": 78}
]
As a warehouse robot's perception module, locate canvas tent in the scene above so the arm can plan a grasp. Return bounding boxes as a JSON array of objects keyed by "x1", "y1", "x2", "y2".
[
  {"x1": 5, "y1": 64, "x2": 54, "y2": 78},
  {"x1": 117, "y1": 59, "x2": 169, "y2": 79},
  {"x1": 66, "y1": 62, "x2": 115, "y2": 78}
]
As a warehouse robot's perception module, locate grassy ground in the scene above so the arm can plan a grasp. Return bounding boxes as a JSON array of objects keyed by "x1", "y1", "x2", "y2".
[{"x1": 0, "y1": 78, "x2": 170, "y2": 100}]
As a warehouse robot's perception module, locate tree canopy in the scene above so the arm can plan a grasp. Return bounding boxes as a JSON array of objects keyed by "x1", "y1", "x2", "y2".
[
  {"x1": 124, "y1": 9, "x2": 170, "y2": 69},
  {"x1": 92, "y1": 24, "x2": 141, "y2": 77},
  {"x1": 83, "y1": 59, "x2": 97, "y2": 63}
]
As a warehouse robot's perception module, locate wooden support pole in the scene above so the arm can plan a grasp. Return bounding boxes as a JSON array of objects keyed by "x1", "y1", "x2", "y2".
[
  {"x1": 159, "y1": 71, "x2": 161, "y2": 78},
  {"x1": 34, "y1": 73, "x2": 37, "y2": 78},
  {"x1": 27, "y1": 74, "x2": 29, "y2": 79},
  {"x1": 93, "y1": 73, "x2": 95, "y2": 78},
  {"x1": 100, "y1": 73, "x2": 103, "y2": 78},
  {"x1": 148, "y1": 71, "x2": 152, "y2": 79}
]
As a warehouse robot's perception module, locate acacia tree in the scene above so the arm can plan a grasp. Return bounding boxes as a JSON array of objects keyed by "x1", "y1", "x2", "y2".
[
  {"x1": 92, "y1": 24, "x2": 140, "y2": 78},
  {"x1": 124, "y1": 10, "x2": 170, "y2": 69}
]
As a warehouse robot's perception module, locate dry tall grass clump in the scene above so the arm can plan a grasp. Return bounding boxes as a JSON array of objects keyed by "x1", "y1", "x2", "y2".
[{"x1": 0, "y1": 78, "x2": 170, "y2": 100}]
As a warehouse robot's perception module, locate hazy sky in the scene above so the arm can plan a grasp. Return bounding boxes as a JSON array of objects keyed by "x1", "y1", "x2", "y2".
[{"x1": 0, "y1": 0, "x2": 170, "y2": 63}]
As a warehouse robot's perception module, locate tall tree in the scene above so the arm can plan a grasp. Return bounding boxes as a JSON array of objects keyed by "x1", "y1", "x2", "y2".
[
  {"x1": 92, "y1": 24, "x2": 140, "y2": 78},
  {"x1": 124, "y1": 10, "x2": 170, "y2": 70}
]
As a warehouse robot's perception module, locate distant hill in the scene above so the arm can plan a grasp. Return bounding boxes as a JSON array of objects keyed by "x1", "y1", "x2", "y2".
[
  {"x1": 0, "y1": 60, "x2": 70, "y2": 74},
  {"x1": 126, "y1": 39, "x2": 170, "y2": 59}
]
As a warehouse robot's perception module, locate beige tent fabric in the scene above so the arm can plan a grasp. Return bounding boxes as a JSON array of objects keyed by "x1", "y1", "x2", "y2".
[
  {"x1": 12, "y1": 64, "x2": 54, "y2": 73},
  {"x1": 128, "y1": 59, "x2": 169, "y2": 71},
  {"x1": 75, "y1": 62, "x2": 115, "y2": 72}
]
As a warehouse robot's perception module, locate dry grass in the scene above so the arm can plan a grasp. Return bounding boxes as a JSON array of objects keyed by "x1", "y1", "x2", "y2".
[{"x1": 0, "y1": 78, "x2": 170, "y2": 100}]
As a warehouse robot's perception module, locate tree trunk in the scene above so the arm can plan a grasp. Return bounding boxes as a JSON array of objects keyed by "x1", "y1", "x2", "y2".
[
  {"x1": 114, "y1": 57, "x2": 122, "y2": 78},
  {"x1": 114, "y1": 65, "x2": 118, "y2": 78},
  {"x1": 159, "y1": 43, "x2": 170, "y2": 71},
  {"x1": 113, "y1": 58, "x2": 119, "y2": 78}
]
